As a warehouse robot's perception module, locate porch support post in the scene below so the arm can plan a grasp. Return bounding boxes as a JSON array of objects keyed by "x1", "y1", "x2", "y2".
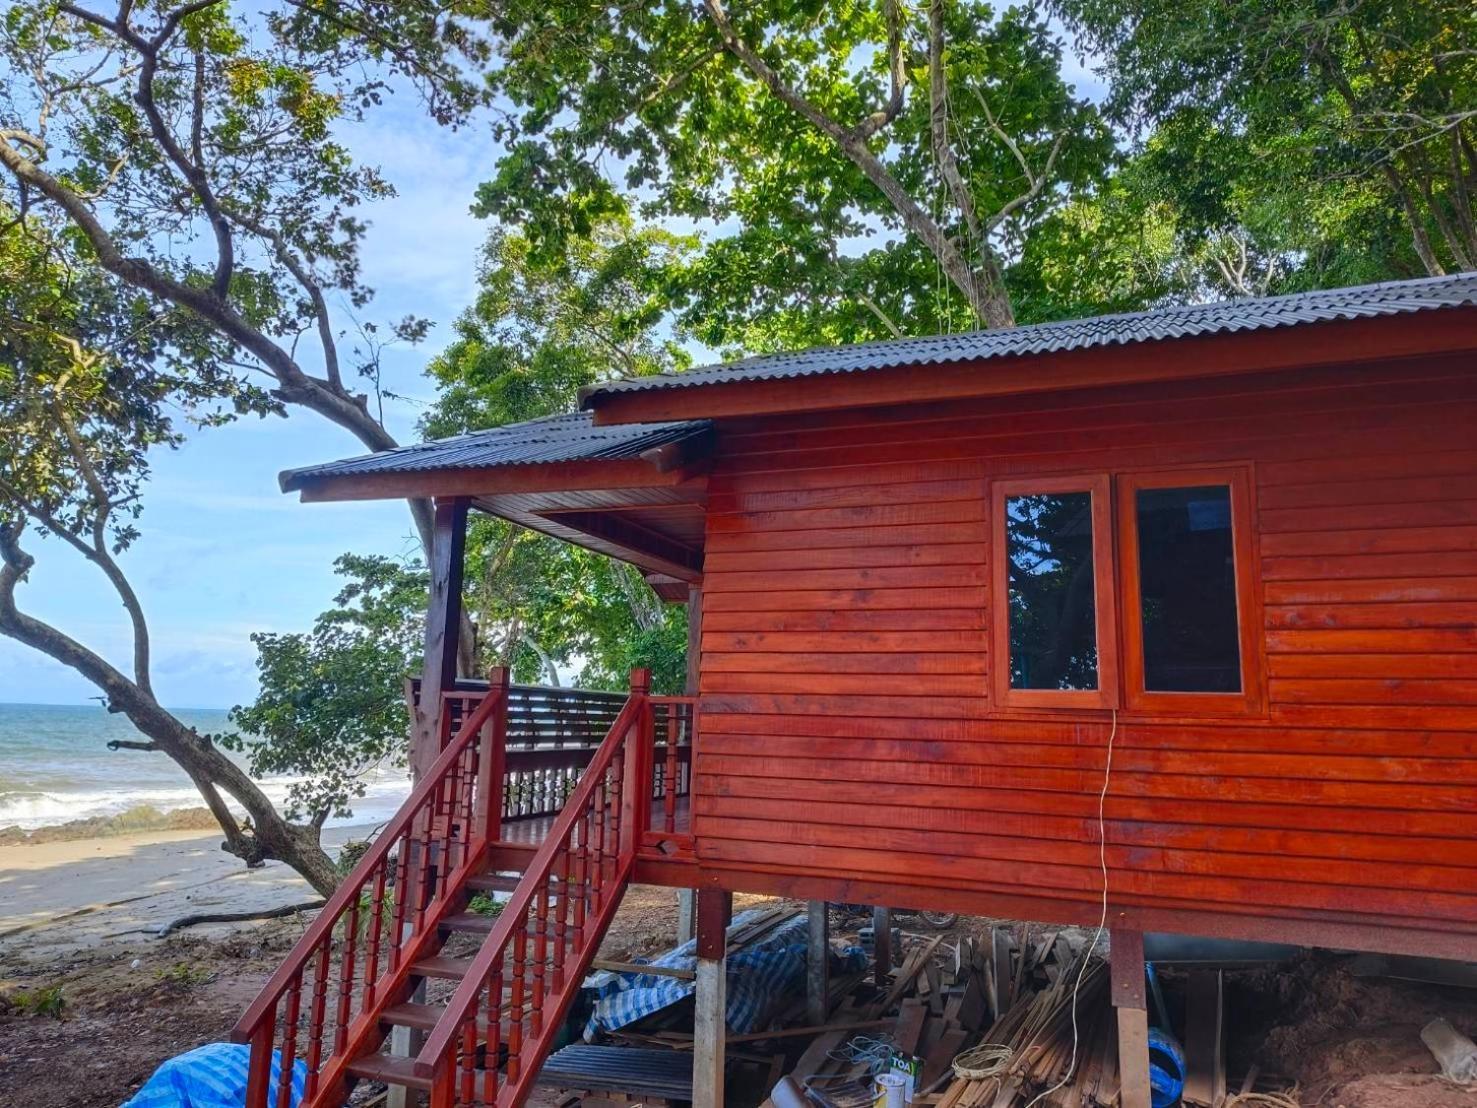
[
  {"x1": 693, "y1": 887, "x2": 731, "y2": 1108},
  {"x1": 413, "y1": 496, "x2": 469, "y2": 779},
  {"x1": 395, "y1": 496, "x2": 468, "y2": 1108},
  {"x1": 677, "y1": 585, "x2": 703, "y2": 946},
  {"x1": 677, "y1": 889, "x2": 697, "y2": 946},
  {"x1": 1111, "y1": 928, "x2": 1151, "y2": 1108},
  {"x1": 807, "y1": 901, "x2": 830, "y2": 1025},
  {"x1": 873, "y1": 907, "x2": 893, "y2": 988}
]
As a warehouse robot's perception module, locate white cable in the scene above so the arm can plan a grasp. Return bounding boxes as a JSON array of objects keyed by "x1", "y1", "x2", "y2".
[{"x1": 1023, "y1": 707, "x2": 1117, "y2": 1108}]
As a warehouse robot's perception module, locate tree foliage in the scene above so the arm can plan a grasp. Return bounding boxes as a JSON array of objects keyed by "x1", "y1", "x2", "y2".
[
  {"x1": 1054, "y1": 0, "x2": 1477, "y2": 282},
  {"x1": 228, "y1": 555, "x2": 429, "y2": 822},
  {"x1": 426, "y1": 217, "x2": 692, "y2": 695},
  {"x1": 480, "y1": 0, "x2": 1114, "y2": 336}
]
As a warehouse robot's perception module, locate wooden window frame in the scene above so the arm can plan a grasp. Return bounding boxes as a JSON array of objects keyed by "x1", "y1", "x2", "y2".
[
  {"x1": 990, "y1": 474, "x2": 1120, "y2": 711},
  {"x1": 1116, "y1": 467, "x2": 1265, "y2": 717}
]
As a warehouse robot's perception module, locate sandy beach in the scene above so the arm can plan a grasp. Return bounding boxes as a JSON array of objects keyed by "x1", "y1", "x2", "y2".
[{"x1": 0, "y1": 824, "x2": 372, "y2": 958}]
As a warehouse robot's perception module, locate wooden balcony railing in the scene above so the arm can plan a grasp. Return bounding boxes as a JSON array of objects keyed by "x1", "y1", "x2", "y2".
[
  {"x1": 235, "y1": 679, "x2": 511, "y2": 1108},
  {"x1": 416, "y1": 679, "x2": 652, "y2": 1107},
  {"x1": 409, "y1": 679, "x2": 692, "y2": 829}
]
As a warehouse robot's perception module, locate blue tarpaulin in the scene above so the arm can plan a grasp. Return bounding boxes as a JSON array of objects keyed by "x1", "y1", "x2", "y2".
[
  {"x1": 581, "y1": 909, "x2": 866, "y2": 1040},
  {"x1": 121, "y1": 1043, "x2": 306, "y2": 1108}
]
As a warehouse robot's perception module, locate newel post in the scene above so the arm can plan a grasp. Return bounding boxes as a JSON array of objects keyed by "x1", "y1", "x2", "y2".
[
  {"x1": 477, "y1": 666, "x2": 511, "y2": 845},
  {"x1": 414, "y1": 496, "x2": 469, "y2": 780},
  {"x1": 621, "y1": 667, "x2": 653, "y2": 856}
]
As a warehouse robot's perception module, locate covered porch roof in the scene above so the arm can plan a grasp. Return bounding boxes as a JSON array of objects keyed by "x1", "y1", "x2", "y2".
[{"x1": 280, "y1": 411, "x2": 714, "y2": 596}]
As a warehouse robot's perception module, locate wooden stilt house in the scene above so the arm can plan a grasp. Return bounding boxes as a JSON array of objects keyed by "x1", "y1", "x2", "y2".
[{"x1": 234, "y1": 273, "x2": 1477, "y2": 1108}]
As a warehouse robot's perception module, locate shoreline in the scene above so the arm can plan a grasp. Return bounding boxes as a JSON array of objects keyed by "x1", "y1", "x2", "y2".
[{"x1": 0, "y1": 822, "x2": 374, "y2": 955}]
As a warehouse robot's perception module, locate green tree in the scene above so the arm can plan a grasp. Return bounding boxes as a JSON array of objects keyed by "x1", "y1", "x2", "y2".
[
  {"x1": 0, "y1": 210, "x2": 349, "y2": 893},
  {"x1": 1054, "y1": 0, "x2": 1477, "y2": 280},
  {"x1": 481, "y1": 0, "x2": 1114, "y2": 337},
  {"x1": 0, "y1": 0, "x2": 489, "y2": 893},
  {"x1": 427, "y1": 216, "x2": 692, "y2": 694},
  {"x1": 228, "y1": 555, "x2": 429, "y2": 824}
]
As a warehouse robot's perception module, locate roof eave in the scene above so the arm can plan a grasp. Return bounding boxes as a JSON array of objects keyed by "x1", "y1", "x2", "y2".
[{"x1": 584, "y1": 306, "x2": 1477, "y2": 426}]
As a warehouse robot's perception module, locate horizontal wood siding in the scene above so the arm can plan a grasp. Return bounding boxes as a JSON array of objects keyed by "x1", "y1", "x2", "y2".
[{"x1": 693, "y1": 354, "x2": 1477, "y2": 950}]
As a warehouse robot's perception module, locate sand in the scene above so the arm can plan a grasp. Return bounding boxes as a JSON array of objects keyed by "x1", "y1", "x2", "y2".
[{"x1": 0, "y1": 824, "x2": 372, "y2": 957}]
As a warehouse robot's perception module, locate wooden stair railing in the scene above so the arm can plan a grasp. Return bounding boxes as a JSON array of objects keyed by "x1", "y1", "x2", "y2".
[
  {"x1": 232, "y1": 673, "x2": 511, "y2": 1108},
  {"x1": 415, "y1": 674, "x2": 653, "y2": 1108}
]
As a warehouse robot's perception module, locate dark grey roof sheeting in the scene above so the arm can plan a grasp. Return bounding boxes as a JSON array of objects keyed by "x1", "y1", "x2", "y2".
[
  {"x1": 280, "y1": 411, "x2": 708, "y2": 491},
  {"x1": 581, "y1": 272, "x2": 1477, "y2": 404}
]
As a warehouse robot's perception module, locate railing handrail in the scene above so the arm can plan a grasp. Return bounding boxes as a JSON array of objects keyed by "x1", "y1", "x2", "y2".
[
  {"x1": 231, "y1": 685, "x2": 508, "y2": 1042},
  {"x1": 412, "y1": 690, "x2": 647, "y2": 1076}
]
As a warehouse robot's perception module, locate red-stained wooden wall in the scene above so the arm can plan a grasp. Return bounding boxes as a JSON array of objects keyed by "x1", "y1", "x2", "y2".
[{"x1": 687, "y1": 352, "x2": 1477, "y2": 959}]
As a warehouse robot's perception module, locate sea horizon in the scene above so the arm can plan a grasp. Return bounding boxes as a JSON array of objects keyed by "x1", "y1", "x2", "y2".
[{"x1": 0, "y1": 701, "x2": 411, "y2": 832}]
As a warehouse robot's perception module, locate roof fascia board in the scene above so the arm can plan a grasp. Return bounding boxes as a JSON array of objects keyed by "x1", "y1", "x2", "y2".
[
  {"x1": 286, "y1": 455, "x2": 701, "y2": 504},
  {"x1": 587, "y1": 308, "x2": 1477, "y2": 426}
]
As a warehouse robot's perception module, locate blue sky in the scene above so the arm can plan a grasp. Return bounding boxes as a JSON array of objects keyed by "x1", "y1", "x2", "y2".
[
  {"x1": 0, "y1": 32, "x2": 1107, "y2": 710},
  {"x1": 0, "y1": 95, "x2": 494, "y2": 709}
]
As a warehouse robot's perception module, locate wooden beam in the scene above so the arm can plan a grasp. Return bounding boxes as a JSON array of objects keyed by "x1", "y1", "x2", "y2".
[
  {"x1": 288, "y1": 457, "x2": 695, "y2": 503},
  {"x1": 686, "y1": 586, "x2": 703, "y2": 696},
  {"x1": 1110, "y1": 928, "x2": 1150, "y2": 1108},
  {"x1": 414, "y1": 497, "x2": 467, "y2": 777},
  {"x1": 694, "y1": 887, "x2": 731, "y2": 1108},
  {"x1": 873, "y1": 906, "x2": 893, "y2": 989},
  {"x1": 807, "y1": 901, "x2": 830, "y2": 1025},
  {"x1": 537, "y1": 509, "x2": 704, "y2": 579},
  {"x1": 586, "y1": 308, "x2": 1477, "y2": 425}
]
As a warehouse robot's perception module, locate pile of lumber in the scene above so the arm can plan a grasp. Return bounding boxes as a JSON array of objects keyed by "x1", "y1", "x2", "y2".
[{"x1": 789, "y1": 925, "x2": 1119, "y2": 1108}]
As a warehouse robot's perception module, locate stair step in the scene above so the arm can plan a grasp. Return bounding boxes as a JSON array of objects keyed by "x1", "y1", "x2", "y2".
[
  {"x1": 381, "y1": 1001, "x2": 443, "y2": 1031},
  {"x1": 345, "y1": 1052, "x2": 432, "y2": 1092},
  {"x1": 442, "y1": 911, "x2": 500, "y2": 935},
  {"x1": 412, "y1": 954, "x2": 476, "y2": 980},
  {"x1": 466, "y1": 873, "x2": 522, "y2": 894},
  {"x1": 441, "y1": 912, "x2": 565, "y2": 937}
]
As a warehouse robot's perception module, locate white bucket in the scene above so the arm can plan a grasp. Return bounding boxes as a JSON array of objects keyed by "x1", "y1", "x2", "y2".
[{"x1": 874, "y1": 1072, "x2": 909, "y2": 1108}]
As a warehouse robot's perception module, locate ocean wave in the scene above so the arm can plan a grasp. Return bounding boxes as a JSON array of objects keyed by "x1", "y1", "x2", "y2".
[{"x1": 0, "y1": 772, "x2": 411, "y2": 831}]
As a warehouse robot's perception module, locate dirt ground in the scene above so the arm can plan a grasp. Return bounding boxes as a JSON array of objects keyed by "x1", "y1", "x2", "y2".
[
  {"x1": 0, "y1": 887, "x2": 784, "y2": 1108},
  {"x1": 2, "y1": 892, "x2": 1474, "y2": 1108}
]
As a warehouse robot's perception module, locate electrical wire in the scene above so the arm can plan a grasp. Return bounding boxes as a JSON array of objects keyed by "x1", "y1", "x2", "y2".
[{"x1": 1023, "y1": 707, "x2": 1117, "y2": 1108}]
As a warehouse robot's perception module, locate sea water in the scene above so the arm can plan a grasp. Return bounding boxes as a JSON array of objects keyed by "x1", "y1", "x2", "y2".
[{"x1": 0, "y1": 702, "x2": 410, "y2": 831}]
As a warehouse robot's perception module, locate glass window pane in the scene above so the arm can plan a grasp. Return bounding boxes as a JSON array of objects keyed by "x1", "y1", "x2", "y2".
[
  {"x1": 1005, "y1": 491, "x2": 1099, "y2": 691},
  {"x1": 1135, "y1": 485, "x2": 1242, "y2": 692}
]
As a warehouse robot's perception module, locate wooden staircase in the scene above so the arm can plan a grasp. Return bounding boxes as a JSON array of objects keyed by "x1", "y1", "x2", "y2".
[{"x1": 234, "y1": 671, "x2": 691, "y2": 1108}]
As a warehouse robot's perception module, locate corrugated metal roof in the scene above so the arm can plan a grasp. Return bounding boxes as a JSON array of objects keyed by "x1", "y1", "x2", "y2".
[
  {"x1": 280, "y1": 411, "x2": 709, "y2": 491},
  {"x1": 581, "y1": 271, "x2": 1477, "y2": 405}
]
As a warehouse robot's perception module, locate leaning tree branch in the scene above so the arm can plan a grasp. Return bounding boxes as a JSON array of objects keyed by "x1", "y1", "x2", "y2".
[
  {"x1": 53, "y1": 399, "x2": 156, "y2": 696},
  {"x1": 854, "y1": 0, "x2": 909, "y2": 140},
  {"x1": 701, "y1": 0, "x2": 1012, "y2": 326},
  {"x1": 0, "y1": 131, "x2": 435, "y2": 549},
  {"x1": 225, "y1": 207, "x2": 343, "y2": 390},
  {"x1": 156, "y1": 899, "x2": 326, "y2": 937}
]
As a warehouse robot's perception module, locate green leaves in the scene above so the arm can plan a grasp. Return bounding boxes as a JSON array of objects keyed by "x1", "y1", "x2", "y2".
[
  {"x1": 480, "y1": 0, "x2": 1115, "y2": 336},
  {"x1": 1053, "y1": 0, "x2": 1477, "y2": 283},
  {"x1": 227, "y1": 555, "x2": 429, "y2": 822}
]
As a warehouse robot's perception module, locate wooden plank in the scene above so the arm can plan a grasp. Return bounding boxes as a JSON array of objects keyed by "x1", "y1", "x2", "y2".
[
  {"x1": 807, "y1": 902, "x2": 829, "y2": 1027},
  {"x1": 1181, "y1": 970, "x2": 1225, "y2": 1108}
]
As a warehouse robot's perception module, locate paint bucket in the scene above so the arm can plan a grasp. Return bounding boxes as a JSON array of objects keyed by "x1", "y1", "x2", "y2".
[{"x1": 874, "y1": 1071, "x2": 908, "y2": 1108}]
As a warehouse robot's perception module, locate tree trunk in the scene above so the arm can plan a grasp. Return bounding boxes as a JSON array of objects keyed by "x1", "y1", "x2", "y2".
[{"x1": 0, "y1": 530, "x2": 341, "y2": 896}]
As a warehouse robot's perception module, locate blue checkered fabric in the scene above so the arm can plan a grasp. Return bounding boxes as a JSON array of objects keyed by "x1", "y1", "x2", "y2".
[
  {"x1": 121, "y1": 1043, "x2": 306, "y2": 1108},
  {"x1": 581, "y1": 910, "x2": 867, "y2": 1040}
]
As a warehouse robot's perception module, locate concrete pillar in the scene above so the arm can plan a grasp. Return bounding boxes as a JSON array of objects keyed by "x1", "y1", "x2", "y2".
[
  {"x1": 1111, "y1": 928, "x2": 1151, "y2": 1108},
  {"x1": 693, "y1": 888, "x2": 732, "y2": 1108},
  {"x1": 677, "y1": 887, "x2": 697, "y2": 945},
  {"x1": 873, "y1": 906, "x2": 893, "y2": 988},
  {"x1": 807, "y1": 901, "x2": 830, "y2": 1025}
]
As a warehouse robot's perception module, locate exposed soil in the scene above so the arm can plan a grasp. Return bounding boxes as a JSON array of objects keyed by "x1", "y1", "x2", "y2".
[
  {"x1": 2, "y1": 899, "x2": 1474, "y2": 1108},
  {"x1": 0, "y1": 887, "x2": 787, "y2": 1108},
  {"x1": 1224, "y1": 954, "x2": 1477, "y2": 1108}
]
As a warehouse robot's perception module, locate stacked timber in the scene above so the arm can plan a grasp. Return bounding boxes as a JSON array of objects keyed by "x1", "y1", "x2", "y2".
[{"x1": 785, "y1": 925, "x2": 1119, "y2": 1108}]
